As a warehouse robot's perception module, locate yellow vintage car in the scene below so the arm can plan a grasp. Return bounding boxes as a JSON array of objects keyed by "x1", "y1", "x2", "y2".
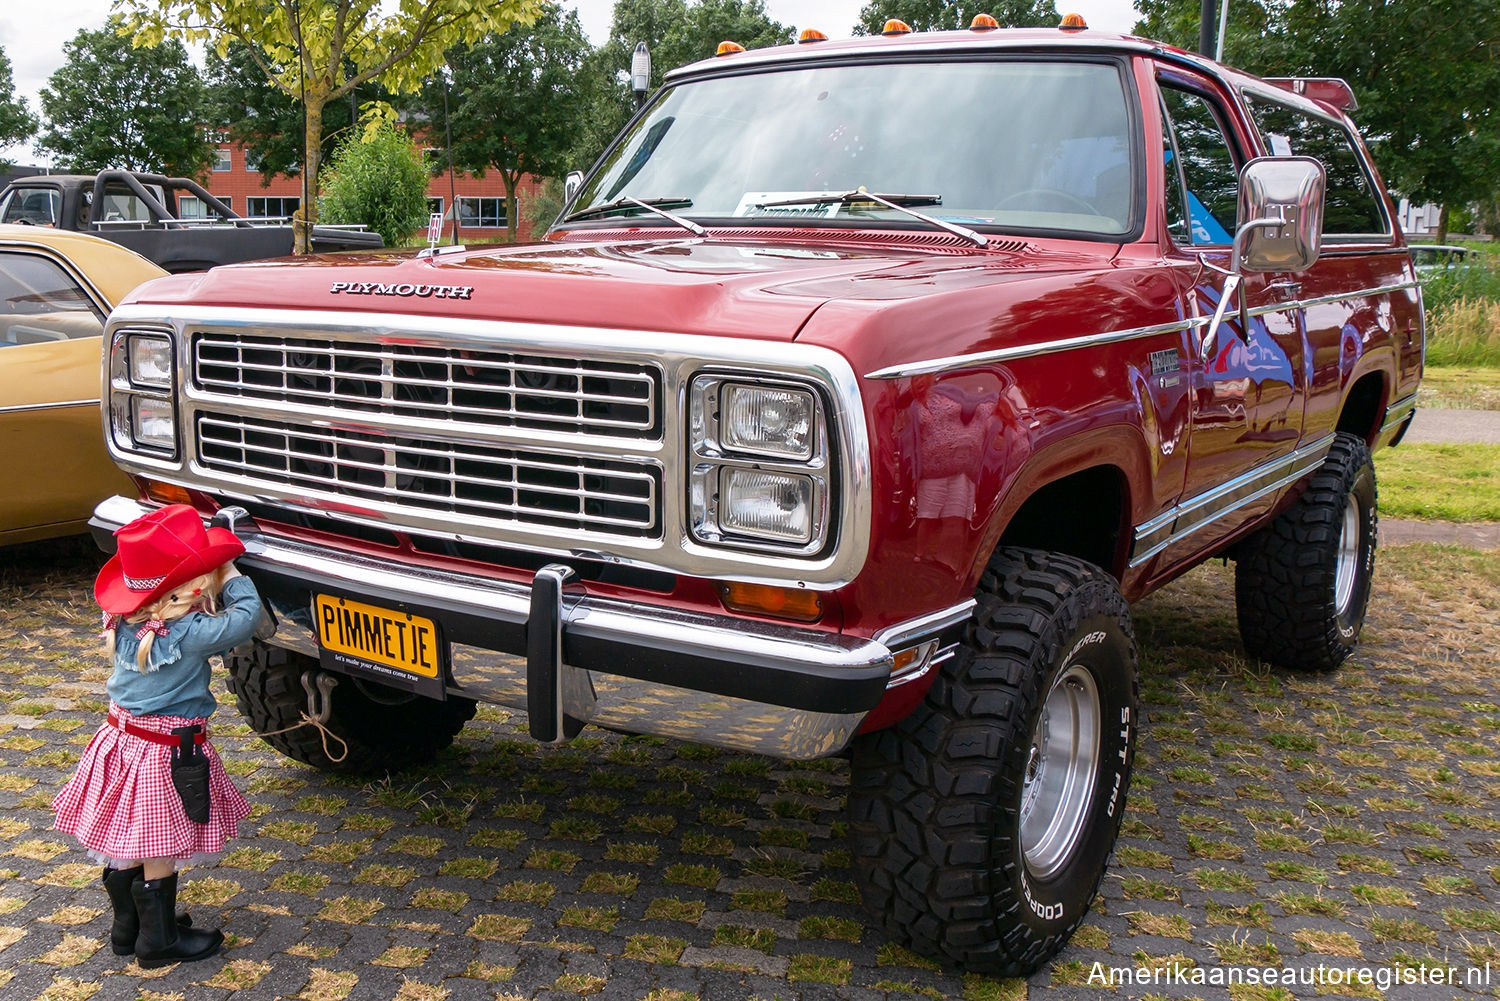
[{"x1": 0, "y1": 225, "x2": 166, "y2": 544}]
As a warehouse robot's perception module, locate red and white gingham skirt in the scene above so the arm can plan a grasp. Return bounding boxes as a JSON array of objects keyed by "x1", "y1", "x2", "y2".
[{"x1": 52, "y1": 704, "x2": 249, "y2": 861}]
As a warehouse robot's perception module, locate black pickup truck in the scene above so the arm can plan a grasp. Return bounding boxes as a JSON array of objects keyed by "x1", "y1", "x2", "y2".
[{"x1": 0, "y1": 170, "x2": 383, "y2": 272}]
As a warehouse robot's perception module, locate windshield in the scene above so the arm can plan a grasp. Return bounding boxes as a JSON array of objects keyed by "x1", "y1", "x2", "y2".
[{"x1": 567, "y1": 59, "x2": 1138, "y2": 238}]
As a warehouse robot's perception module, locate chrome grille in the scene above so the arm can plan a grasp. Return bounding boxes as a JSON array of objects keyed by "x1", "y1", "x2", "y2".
[
  {"x1": 196, "y1": 412, "x2": 660, "y2": 537},
  {"x1": 191, "y1": 331, "x2": 660, "y2": 437}
]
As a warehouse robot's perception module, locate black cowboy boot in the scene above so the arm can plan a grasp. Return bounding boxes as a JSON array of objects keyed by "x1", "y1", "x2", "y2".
[
  {"x1": 130, "y1": 873, "x2": 223, "y2": 968},
  {"x1": 102, "y1": 867, "x2": 192, "y2": 955}
]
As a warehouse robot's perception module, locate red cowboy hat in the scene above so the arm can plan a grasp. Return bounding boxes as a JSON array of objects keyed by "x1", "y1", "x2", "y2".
[{"x1": 95, "y1": 505, "x2": 245, "y2": 615}]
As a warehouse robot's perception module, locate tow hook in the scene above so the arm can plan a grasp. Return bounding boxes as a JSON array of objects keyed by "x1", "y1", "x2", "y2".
[{"x1": 300, "y1": 671, "x2": 338, "y2": 724}]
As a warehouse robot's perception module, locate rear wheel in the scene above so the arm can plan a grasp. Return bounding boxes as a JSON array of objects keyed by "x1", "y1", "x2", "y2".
[
  {"x1": 225, "y1": 640, "x2": 475, "y2": 773},
  {"x1": 848, "y1": 548, "x2": 1138, "y2": 974},
  {"x1": 1235, "y1": 432, "x2": 1377, "y2": 672}
]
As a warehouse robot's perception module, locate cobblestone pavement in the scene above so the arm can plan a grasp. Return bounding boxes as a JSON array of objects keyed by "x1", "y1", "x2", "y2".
[{"x1": 2, "y1": 537, "x2": 1498, "y2": 1001}]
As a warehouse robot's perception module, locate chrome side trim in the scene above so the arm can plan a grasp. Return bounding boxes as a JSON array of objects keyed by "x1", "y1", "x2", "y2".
[
  {"x1": 0, "y1": 398, "x2": 99, "y2": 415},
  {"x1": 1380, "y1": 392, "x2": 1418, "y2": 433},
  {"x1": 866, "y1": 317, "x2": 1204, "y2": 380},
  {"x1": 1130, "y1": 434, "x2": 1335, "y2": 568},
  {"x1": 866, "y1": 280, "x2": 1421, "y2": 381},
  {"x1": 871, "y1": 600, "x2": 976, "y2": 652},
  {"x1": 103, "y1": 305, "x2": 873, "y2": 589}
]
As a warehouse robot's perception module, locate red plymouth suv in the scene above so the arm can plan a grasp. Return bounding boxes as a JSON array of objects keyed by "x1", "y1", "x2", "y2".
[{"x1": 92, "y1": 19, "x2": 1421, "y2": 973}]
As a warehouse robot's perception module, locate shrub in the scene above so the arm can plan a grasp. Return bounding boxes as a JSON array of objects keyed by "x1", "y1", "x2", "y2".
[{"x1": 318, "y1": 124, "x2": 429, "y2": 248}]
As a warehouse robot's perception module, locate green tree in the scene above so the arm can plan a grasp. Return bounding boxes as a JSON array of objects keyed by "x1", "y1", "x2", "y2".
[
  {"x1": 204, "y1": 41, "x2": 389, "y2": 186},
  {"x1": 0, "y1": 47, "x2": 38, "y2": 169},
  {"x1": 318, "y1": 124, "x2": 429, "y2": 247},
  {"x1": 855, "y1": 0, "x2": 1059, "y2": 34},
  {"x1": 37, "y1": 19, "x2": 213, "y2": 176},
  {"x1": 118, "y1": 0, "x2": 545, "y2": 251},
  {"x1": 1135, "y1": 0, "x2": 1500, "y2": 244},
  {"x1": 422, "y1": 8, "x2": 595, "y2": 242}
]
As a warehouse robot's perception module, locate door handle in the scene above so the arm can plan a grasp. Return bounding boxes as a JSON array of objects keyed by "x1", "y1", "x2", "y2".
[{"x1": 1266, "y1": 280, "x2": 1302, "y2": 302}]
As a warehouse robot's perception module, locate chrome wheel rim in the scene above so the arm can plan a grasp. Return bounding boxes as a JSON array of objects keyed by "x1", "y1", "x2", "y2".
[
  {"x1": 1334, "y1": 501, "x2": 1360, "y2": 615},
  {"x1": 1019, "y1": 664, "x2": 1101, "y2": 880}
]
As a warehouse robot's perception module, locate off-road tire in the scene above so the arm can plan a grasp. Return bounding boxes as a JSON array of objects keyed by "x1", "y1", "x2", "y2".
[
  {"x1": 848, "y1": 548, "x2": 1139, "y2": 975},
  {"x1": 225, "y1": 640, "x2": 476, "y2": 773},
  {"x1": 1235, "y1": 432, "x2": 1377, "y2": 672}
]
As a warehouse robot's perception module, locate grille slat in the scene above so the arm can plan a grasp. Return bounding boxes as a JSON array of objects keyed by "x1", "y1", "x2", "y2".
[
  {"x1": 192, "y1": 331, "x2": 659, "y2": 436},
  {"x1": 196, "y1": 413, "x2": 660, "y2": 536}
]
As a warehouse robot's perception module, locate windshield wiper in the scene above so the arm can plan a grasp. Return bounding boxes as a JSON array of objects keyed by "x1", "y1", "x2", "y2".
[
  {"x1": 755, "y1": 189, "x2": 987, "y2": 248},
  {"x1": 562, "y1": 195, "x2": 705, "y2": 237}
]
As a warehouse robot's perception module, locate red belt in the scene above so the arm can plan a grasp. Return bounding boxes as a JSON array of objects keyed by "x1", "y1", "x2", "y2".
[{"x1": 106, "y1": 712, "x2": 207, "y2": 746}]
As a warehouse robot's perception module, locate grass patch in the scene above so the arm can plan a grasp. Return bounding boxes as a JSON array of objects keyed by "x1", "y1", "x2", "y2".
[
  {"x1": 1375, "y1": 443, "x2": 1500, "y2": 521},
  {"x1": 1420, "y1": 366, "x2": 1500, "y2": 409},
  {"x1": 1426, "y1": 298, "x2": 1500, "y2": 367}
]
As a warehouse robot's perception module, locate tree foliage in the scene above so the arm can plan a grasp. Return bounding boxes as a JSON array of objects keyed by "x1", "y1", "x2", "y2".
[
  {"x1": 37, "y1": 19, "x2": 213, "y2": 176},
  {"x1": 118, "y1": 0, "x2": 546, "y2": 250},
  {"x1": 318, "y1": 123, "x2": 430, "y2": 247},
  {"x1": 421, "y1": 8, "x2": 595, "y2": 241},
  {"x1": 0, "y1": 47, "x2": 37, "y2": 169},
  {"x1": 1134, "y1": 0, "x2": 1500, "y2": 242},
  {"x1": 204, "y1": 42, "x2": 389, "y2": 186},
  {"x1": 855, "y1": 0, "x2": 1059, "y2": 34}
]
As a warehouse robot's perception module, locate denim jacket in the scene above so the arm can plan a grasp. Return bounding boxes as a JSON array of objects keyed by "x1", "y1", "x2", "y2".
[{"x1": 106, "y1": 575, "x2": 263, "y2": 720}]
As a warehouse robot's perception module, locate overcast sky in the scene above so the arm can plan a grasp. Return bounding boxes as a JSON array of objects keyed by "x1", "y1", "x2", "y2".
[{"x1": 1, "y1": 0, "x2": 1141, "y2": 165}]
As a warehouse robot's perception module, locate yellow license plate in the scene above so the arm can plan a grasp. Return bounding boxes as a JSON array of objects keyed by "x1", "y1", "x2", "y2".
[{"x1": 313, "y1": 594, "x2": 441, "y2": 678}]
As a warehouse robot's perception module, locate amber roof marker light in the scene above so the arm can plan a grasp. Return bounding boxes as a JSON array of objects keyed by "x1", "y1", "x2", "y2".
[
  {"x1": 970, "y1": 13, "x2": 1000, "y2": 31},
  {"x1": 799, "y1": 28, "x2": 829, "y2": 43},
  {"x1": 882, "y1": 18, "x2": 913, "y2": 35},
  {"x1": 1060, "y1": 12, "x2": 1088, "y2": 30},
  {"x1": 716, "y1": 40, "x2": 745, "y2": 56}
]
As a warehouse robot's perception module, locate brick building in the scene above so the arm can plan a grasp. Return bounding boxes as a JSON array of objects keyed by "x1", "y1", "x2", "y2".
[{"x1": 197, "y1": 138, "x2": 547, "y2": 243}]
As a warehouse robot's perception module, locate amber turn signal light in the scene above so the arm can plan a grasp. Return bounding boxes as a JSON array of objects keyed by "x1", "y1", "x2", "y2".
[
  {"x1": 1060, "y1": 12, "x2": 1088, "y2": 29},
  {"x1": 144, "y1": 480, "x2": 193, "y2": 506},
  {"x1": 716, "y1": 40, "x2": 745, "y2": 56},
  {"x1": 882, "y1": 18, "x2": 913, "y2": 35},
  {"x1": 970, "y1": 13, "x2": 1000, "y2": 30},
  {"x1": 799, "y1": 28, "x2": 828, "y2": 43},
  {"x1": 717, "y1": 582, "x2": 823, "y2": 622}
]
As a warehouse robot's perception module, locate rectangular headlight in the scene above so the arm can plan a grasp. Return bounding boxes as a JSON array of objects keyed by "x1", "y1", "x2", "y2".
[
  {"x1": 720, "y1": 468, "x2": 813, "y2": 543},
  {"x1": 127, "y1": 334, "x2": 173, "y2": 389},
  {"x1": 720, "y1": 384, "x2": 814, "y2": 459},
  {"x1": 131, "y1": 396, "x2": 176, "y2": 449}
]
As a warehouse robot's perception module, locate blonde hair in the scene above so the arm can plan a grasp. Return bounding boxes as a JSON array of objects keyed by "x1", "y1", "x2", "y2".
[{"x1": 104, "y1": 565, "x2": 231, "y2": 670}]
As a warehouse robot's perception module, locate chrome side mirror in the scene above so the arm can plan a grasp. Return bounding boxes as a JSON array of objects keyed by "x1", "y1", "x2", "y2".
[
  {"x1": 1236, "y1": 156, "x2": 1325, "y2": 273},
  {"x1": 1202, "y1": 156, "x2": 1326, "y2": 361},
  {"x1": 564, "y1": 171, "x2": 585, "y2": 205}
]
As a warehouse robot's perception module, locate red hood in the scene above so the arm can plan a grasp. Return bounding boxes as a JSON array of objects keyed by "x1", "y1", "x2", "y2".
[{"x1": 120, "y1": 233, "x2": 1118, "y2": 340}]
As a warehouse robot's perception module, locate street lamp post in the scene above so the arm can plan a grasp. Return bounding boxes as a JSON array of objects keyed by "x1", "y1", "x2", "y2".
[{"x1": 631, "y1": 42, "x2": 651, "y2": 109}]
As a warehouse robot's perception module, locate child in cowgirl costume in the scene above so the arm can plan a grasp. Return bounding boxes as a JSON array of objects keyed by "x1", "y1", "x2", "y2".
[{"x1": 53, "y1": 504, "x2": 261, "y2": 967}]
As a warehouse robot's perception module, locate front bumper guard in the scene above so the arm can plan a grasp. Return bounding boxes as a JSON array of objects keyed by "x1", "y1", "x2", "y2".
[{"x1": 90, "y1": 496, "x2": 928, "y2": 759}]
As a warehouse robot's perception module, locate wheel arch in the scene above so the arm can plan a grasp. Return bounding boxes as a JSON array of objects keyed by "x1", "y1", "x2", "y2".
[{"x1": 1335, "y1": 367, "x2": 1390, "y2": 447}]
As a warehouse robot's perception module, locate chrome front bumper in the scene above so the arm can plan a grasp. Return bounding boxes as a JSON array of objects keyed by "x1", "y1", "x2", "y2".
[{"x1": 91, "y1": 496, "x2": 964, "y2": 760}]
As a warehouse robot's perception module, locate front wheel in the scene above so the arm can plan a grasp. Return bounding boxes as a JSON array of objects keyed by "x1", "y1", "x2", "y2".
[
  {"x1": 225, "y1": 641, "x2": 476, "y2": 773},
  {"x1": 1234, "y1": 431, "x2": 1377, "y2": 672},
  {"x1": 848, "y1": 549, "x2": 1139, "y2": 974}
]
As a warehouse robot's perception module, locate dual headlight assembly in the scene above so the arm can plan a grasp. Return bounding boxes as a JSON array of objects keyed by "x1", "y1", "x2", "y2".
[{"x1": 107, "y1": 329, "x2": 177, "y2": 457}]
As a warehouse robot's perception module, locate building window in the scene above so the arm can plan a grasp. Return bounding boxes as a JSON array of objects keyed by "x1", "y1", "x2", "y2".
[
  {"x1": 247, "y1": 196, "x2": 300, "y2": 219},
  {"x1": 427, "y1": 197, "x2": 444, "y2": 219},
  {"x1": 212, "y1": 148, "x2": 232, "y2": 172},
  {"x1": 458, "y1": 196, "x2": 507, "y2": 228},
  {"x1": 178, "y1": 195, "x2": 227, "y2": 218},
  {"x1": 245, "y1": 149, "x2": 264, "y2": 173}
]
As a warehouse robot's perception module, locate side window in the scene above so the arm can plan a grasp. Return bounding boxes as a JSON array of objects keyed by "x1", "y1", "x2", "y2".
[
  {"x1": 1, "y1": 188, "x2": 61, "y2": 226},
  {"x1": 0, "y1": 253, "x2": 104, "y2": 348},
  {"x1": 1159, "y1": 99, "x2": 1192, "y2": 246},
  {"x1": 1247, "y1": 98, "x2": 1388, "y2": 238},
  {"x1": 1160, "y1": 85, "x2": 1241, "y2": 246}
]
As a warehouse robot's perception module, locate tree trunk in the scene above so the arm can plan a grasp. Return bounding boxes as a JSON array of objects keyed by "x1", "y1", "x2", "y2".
[
  {"x1": 503, "y1": 170, "x2": 519, "y2": 243},
  {"x1": 1436, "y1": 203, "x2": 1450, "y2": 245},
  {"x1": 295, "y1": 99, "x2": 325, "y2": 255}
]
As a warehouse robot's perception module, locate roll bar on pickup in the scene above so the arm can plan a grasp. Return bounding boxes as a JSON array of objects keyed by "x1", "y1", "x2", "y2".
[{"x1": 89, "y1": 170, "x2": 252, "y2": 230}]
